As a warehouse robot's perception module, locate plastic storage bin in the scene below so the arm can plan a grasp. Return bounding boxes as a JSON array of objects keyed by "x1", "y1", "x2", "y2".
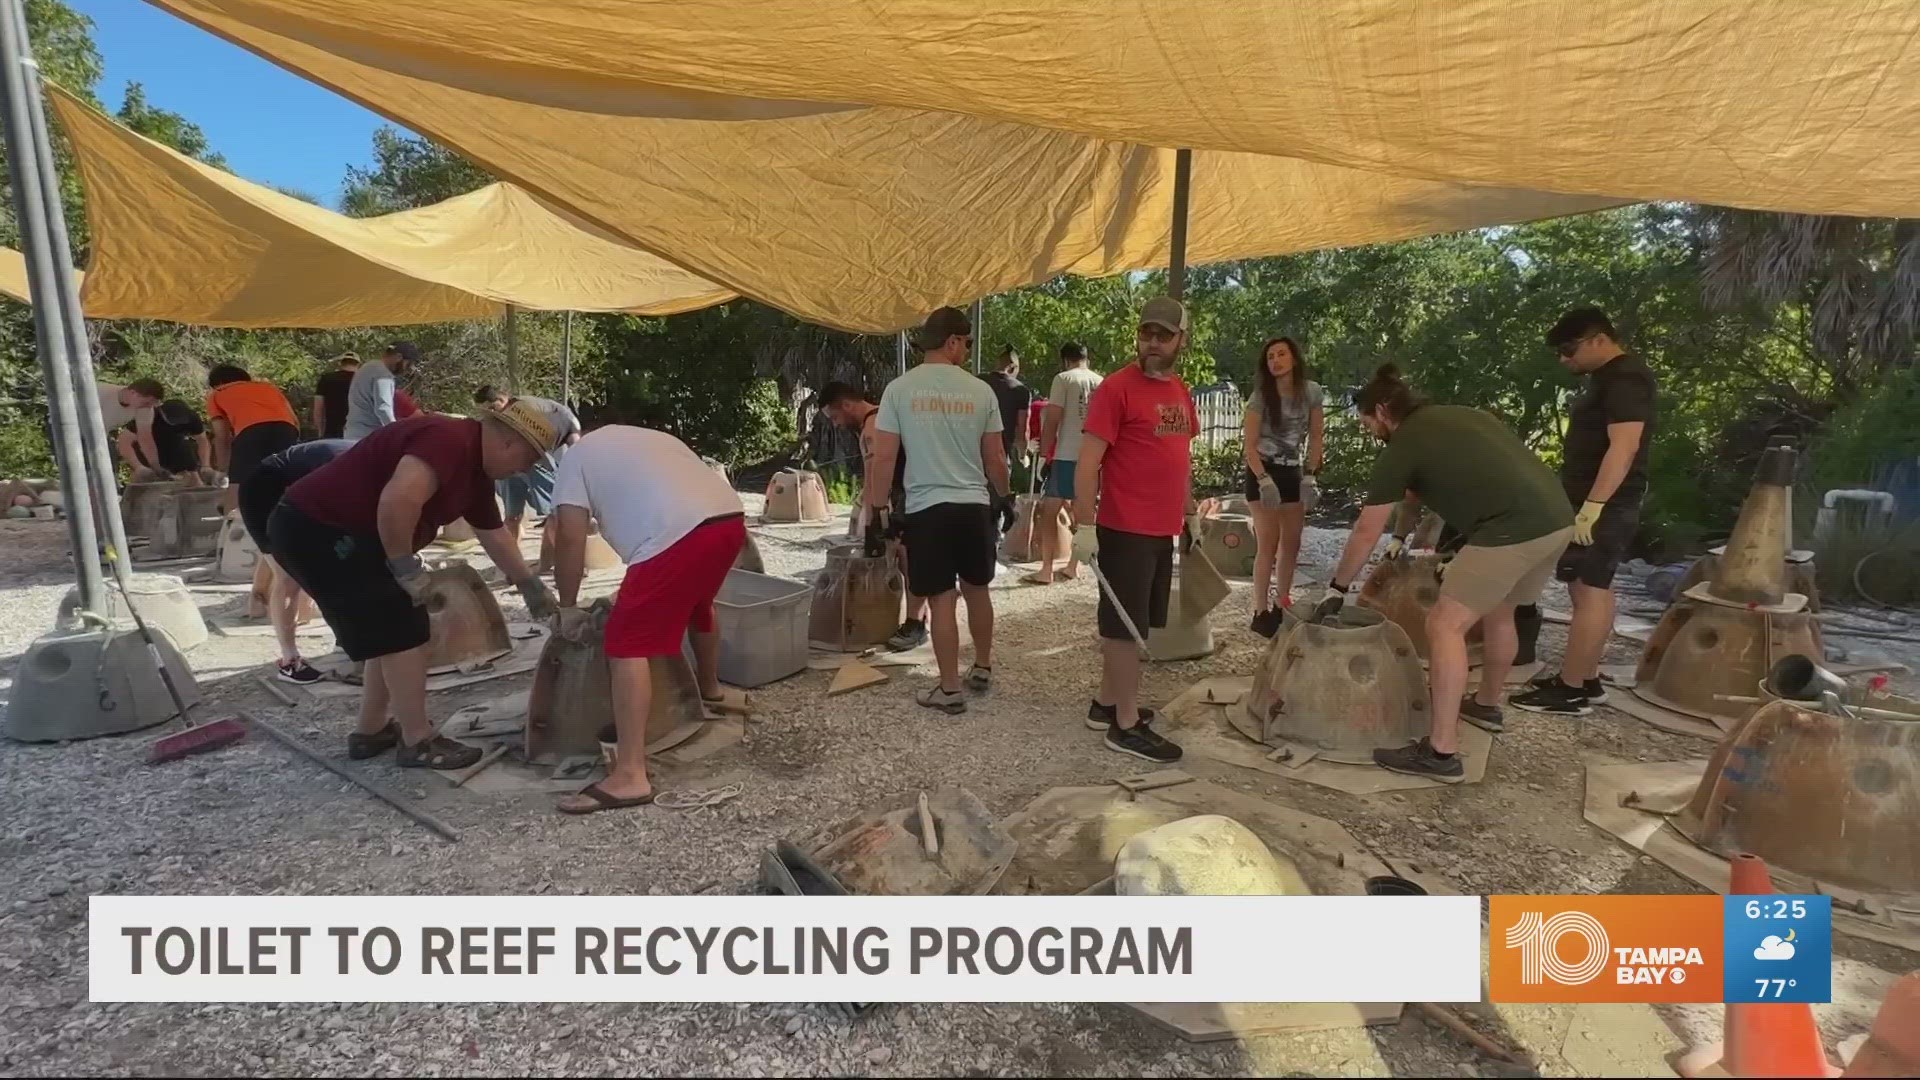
[{"x1": 711, "y1": 569, "x2": 813, "y2": 687}]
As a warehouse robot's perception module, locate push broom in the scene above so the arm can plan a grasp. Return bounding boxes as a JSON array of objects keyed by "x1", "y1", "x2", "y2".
[{"x1": 99, "y1": 544, "x2": 248, "y2": 763}]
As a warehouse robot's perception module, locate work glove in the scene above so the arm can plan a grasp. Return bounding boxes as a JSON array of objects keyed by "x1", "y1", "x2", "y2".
[
  {"x1": 994, "y1": 492, "x2": 1017, "y2": 536},
  {"x1": 1572, "y1": 500, "x2": 1606, "y2": 546},
  {"x1": 1071, "y1": 525, "x2": 1099, "y2": 565},
  {"x1": 1310, "y1": 583, "x2": 1347, "y2": 624},
  {"x1": 1256, "y1": 473, "x2": 1284, "y2": 509},
  {"x1": 516, "y1": 575, "x2": 559, "y2": 620},
  {"x1": 549, "y1": 605, "x2": 595, "y2": 642},
  {"x1": 387, "y1": 555, "x2": 432, "y2": 604},
  {"x1": 863, "y1": 508, "x2": 890, "y2": 558},
  {"x1": 1383, "y1": 535, "x2": 1408, "y2": 561},
  {"x1": 1301, "y1": 473, "x2": 1320, "y2": 513}
]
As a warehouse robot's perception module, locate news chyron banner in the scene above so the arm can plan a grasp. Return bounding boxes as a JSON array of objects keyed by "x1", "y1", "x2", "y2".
[
  {"x1": 89, "y1": 894, "x2": 1831, "y2": 1004},
  {"x1": 92, "y1": 895, "x2": 1484, "y2": 1003},
  {"x1": 1489, "y1": 894, "x2": 1832, "y2": 1003}
]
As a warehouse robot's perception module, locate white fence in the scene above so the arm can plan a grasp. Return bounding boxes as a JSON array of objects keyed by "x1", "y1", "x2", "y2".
[{"x1": 1192, "y1": 382, "x2": 1244, "y2": 451}]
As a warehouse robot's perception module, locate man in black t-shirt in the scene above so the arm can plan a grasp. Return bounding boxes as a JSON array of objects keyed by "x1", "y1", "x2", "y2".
[
  {"x1": 818, "y1": 381, "x2": 930, "y2": 651},
  {"x1": 1513, "y1": 307, "x2": 1657, "y2": 717},
  {"x1": 312, "y1": 353, "x2": 360, "y2": 439},
  {"x1": 980, "y1": 347, "x2": 1033, "y2": 474},
  {"x1": 114, "y1": 379, "x2": 207, "y2": 481}
]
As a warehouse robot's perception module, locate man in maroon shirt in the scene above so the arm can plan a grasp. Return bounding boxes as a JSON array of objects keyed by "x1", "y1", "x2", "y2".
[
  {"x1": 267, "y1": 401, "x2": 561, "y2": 770},
  {"x1": 1068, "y1": 297, "x2": 1197, "y2": 765}
]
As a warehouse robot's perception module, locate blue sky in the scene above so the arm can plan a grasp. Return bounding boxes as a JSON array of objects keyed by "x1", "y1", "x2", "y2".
[{"x1": 73, "y1": 0, "x2": 393, "y2": 206}]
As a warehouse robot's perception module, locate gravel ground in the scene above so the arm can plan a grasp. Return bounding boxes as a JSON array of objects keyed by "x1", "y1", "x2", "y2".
[{"x1": 1, "y1": 506, "x2": 1915, "y2": 1078}]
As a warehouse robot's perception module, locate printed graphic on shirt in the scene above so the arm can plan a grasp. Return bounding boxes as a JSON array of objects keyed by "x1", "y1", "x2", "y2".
[{"x1": 1154, "y1": 401, "x2": 1193, "y2": 438}]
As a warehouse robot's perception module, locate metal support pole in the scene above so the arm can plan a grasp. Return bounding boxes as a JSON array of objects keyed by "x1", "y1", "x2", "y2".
[
  {"x1": 896, "y1": 330, "x2": 907, "y2": 378},
  {"x1": 970, "y1": 298, "x2": 983, "y2": 372},
  {"x1": 8, "y1": 0, "x2": 129, "y2": 575},
  {"x1": 559, "y1": 310, "x2": 573, "y2": 406},
  {"x1": 1168, "y1": 148, "x2": 1192, "y2": 301},
  {"x1": 1, "y1": 0, "x2": 105, "y2": 611},
  {"x1": 503, "y1": 304, "x2": 521, "y2": 395}
]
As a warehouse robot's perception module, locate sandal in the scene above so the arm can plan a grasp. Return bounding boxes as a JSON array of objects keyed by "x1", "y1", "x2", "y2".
[
  {"x1": 557, "y1": 782, "x2": 656, "y2": 815},
  {"x1": 965, "y1": 665, "x2": 992, "y2": 692},
  {"x1": 396, "y1": 734, "x2": 484, "y2": 770},
  {"x1": 346, "y1": 722, "x2": 400, "y2": 760},
  {"x1": 1020, "y1": 572, "x2": 1053, "y2": 586}
]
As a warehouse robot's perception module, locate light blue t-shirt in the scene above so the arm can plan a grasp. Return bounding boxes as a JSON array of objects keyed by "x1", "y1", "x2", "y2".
[
  {"x1": 875, "y1": 362, "x2": 1004, "y2": 513},
  {"x1": 342, "y1": 359, "x2": 397, "y2": 440}
]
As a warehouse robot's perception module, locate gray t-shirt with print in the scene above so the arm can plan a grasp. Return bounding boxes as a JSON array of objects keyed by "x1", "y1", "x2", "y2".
[{"x1": 1246, "y1": 380, "x2": 1324, "y2": 463}]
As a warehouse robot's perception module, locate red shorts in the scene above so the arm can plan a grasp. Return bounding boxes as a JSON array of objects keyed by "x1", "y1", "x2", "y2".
[{"x1": 603, "y1": 515, "x2": 747, "y2": 659}]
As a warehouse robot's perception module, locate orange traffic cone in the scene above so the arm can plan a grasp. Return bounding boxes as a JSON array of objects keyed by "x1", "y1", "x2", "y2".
[{"x1": 1678, "y1": 854, "x2": 1841, "y2": 1078}]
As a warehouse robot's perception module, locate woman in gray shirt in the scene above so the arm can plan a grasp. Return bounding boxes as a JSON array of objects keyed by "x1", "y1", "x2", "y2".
[{"x1": 1240, "y1": 336, "x2": 1325, "y2": 637}]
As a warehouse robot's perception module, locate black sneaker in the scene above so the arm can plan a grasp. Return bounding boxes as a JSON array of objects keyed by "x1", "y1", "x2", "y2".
[
  {"x1": 1527, "y1": 669, "x2": 1607, "y2": 703},
  {"x1": 1104, "y1": 720, "x2": 1183, "y2": 763},
  {"x1": 1459, "y1": 696, "x2": 1505, "y2": 733},
  {"x1": 1373, "y1": 738, "x2": 1464, "y2": 782},
  {"x1": 276, "y1": 657, "x2": 323, "y2": 685},
  {"x1": 886, "y1": 619, "x2": 928, "y2": 651},
  {"x1": 1087, "y1": 701, "x2": 1159, "y2": 731},
  {"x1": 1249, "y1": 608, "x2": 1284, "y2": 639},
  {"x1": 1511, "y1": 680, "x2": 1594, "y2": 716}
]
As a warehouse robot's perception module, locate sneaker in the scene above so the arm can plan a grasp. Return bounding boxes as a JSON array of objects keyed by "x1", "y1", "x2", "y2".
[
  {"x1": 346, "y1": 721, "x2": 400, "y2": 760},
  {"x1": 1104, "y1": 720, "x2": 1183, "y2": 763},
  {"x1": 1249, "y1": 608, "x2": 1284, "y2": 639},
  {"x1": 965, "y1": 665, "x2": 991, "y2": 692},
  {"x1": 1373, "y1": 737, "x2": 1465, "y2": 783},
  {"x1": 1527, "y1": 669, "x2": 1607, "y2": 703},
  {"x1": 886, "y1": 619, "x2": 928, "y2": 651},
  {"x1": 275, "y1": 657, "x2": 323, "y2": 685},
  {"x1": 915, "y1": 686, "x2": 967, "y2": 715},
  {"x1": 1511, "y1": 680, "x2": 1595, "y2": 716},
  {"x1": 1459, "y1": 696, "x2": 1506, "y2": 733},
  {"x1": 1087, "y1": 701, "x2": 1158, "y2": 731}
]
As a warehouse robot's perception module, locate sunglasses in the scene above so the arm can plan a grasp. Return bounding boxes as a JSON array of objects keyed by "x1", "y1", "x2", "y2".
[{"x1": 1554, "y1": 333, "x2": 1596, "y2": 358}]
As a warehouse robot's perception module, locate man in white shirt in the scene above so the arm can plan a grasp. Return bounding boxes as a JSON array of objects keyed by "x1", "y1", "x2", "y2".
[
  {"x1": 1027, "y1": 341, "x2": 1103, "y2": 585},
  {"x1": 546, "y1": 424, "x2": 746, "y2": 815},
  {"x1": 865, "y1": 306, "x2": 1013, "y2": 715}
]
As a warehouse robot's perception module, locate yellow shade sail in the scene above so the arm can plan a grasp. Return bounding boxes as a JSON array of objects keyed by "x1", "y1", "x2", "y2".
[
  {"x1": 142, "y1": 0, "x2": 1634, "y2": 333},
  {"x1": 0, "y1": 246, "x2": 81, "y2": 305},
  {"x1": 48, "y1": 85, "x2": 736, "y2": 328}
]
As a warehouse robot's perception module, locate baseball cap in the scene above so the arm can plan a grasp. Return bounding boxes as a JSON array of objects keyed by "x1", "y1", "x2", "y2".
[
  {"x1": 1139, "y1": 297, "x2": 1188, "y2": 333},
  {"x1": 514, "y1": 395, "x2": 578, "y2": 444},
  {"x1": 909, "y1": 306, "x2": 973, "y2": 351},
  {"x1": 386, "y1": 340, "x2": 422, "y2": 363},
  {"x1": 477, "y1": 398, "x2": 559, "y2": 456}
]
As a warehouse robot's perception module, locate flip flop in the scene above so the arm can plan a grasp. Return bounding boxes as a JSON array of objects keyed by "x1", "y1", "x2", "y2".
[
  {"x1": 558, "y1": 782, "x2": 656, "y2": 815},
  {"x1": 1020, "y1": 573, "x2": 1053, "y2": 586}
]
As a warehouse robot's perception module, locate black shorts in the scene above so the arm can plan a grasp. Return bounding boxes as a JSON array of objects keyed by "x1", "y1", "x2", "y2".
[
  {"x1": 228, "y1": 422, "x2": 299, "y2": 489},
  {"x1": 901, "y1": 501, "x2": 996, "y2": 597},
  {"x1": 1095, "y1": 526, "x2": 1173, "y2": 641},
  {"x1": 1556, "y1": 487, "x2": 1640, "y2": 589},
  {"x1": 1241, "y1": 462, "x2": 1303, "y2": 504},
  {"x1": 237, "y1": 465, "x2": 292, "y2": 551},
  {"x1": 267, "y1": 501, "x2": 429, "y2": 661}
]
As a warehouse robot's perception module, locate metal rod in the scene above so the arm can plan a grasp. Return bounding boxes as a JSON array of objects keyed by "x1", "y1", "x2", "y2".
[
  {"x1": 559, "y1": 310, "x2": 574, "y2": 406},
  {"x1": 9, "y1": 0, "x2": 131, "y2": 577},
  {"x1": 970, "y1": 298, "x2": 983, "y2": 372},
  {"x1": 895, "y1": 329, "x2": 907, "y2": 378},
  {"x1": 1168, "y1": 148, "x2": 1192, "y2": 300},
  {"x1": 244, "y1": 711, "x2": 461, "y2": 842},
  {"x1": 0, "y1": 0, "x2": 105, "y2": 613},
  {"x1": 503, "y1": 304, "x2": 521, "y2": 395}
]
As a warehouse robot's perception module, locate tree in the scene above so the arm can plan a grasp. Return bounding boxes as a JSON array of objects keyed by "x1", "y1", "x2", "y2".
[
  {"x1": 340, "y1": 128, "x2": 491, "y2": 216},
  {"x1": 114, "y1": 81, "x2": 224, "y2": 168}
]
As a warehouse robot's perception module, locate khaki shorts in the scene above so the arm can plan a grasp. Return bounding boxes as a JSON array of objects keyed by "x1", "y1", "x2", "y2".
[{"x1": 1440, "y1": 527, "x2": 1574, "y2": 616}]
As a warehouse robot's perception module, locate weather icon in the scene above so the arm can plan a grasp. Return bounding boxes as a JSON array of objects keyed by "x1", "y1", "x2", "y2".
[{"x1": 1754, "y1": 929, "x2": 1798, "y2": 961}]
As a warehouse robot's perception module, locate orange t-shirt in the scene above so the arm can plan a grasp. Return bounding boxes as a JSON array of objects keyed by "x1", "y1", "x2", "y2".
[{"x1": 206, "y1": 381, "x2": 297, "y2": 435}]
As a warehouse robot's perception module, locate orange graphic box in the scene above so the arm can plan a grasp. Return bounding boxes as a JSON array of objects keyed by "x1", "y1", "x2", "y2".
[{"x1": 1490, "y1": 895, "x2": 1723, "y2": 1003}]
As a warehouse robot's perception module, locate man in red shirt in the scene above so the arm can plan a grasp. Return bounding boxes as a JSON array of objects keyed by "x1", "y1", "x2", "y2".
[
  {"x1": 267, "y1": 401, "x2": 561, "y2": 770},
  {"x1": 1068, "y1": 297, "x2": 1196, "y2": 764}
]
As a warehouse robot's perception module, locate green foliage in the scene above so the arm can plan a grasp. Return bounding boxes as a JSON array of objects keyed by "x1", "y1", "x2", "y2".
[
  {"x1": 114, "y1": 82, "x2": 223, "y2": 167},
  {"x1": 1809, "y1": 364, "x2": 1920, "y2": 490},
  {"x1": 340, "y1": 128, "x2": 492, "y2": 216},
  {"x1": 594, "y1": 308, "x2": 795, "y2": 466}
]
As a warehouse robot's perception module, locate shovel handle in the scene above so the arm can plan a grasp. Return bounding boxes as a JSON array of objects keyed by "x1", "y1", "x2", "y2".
[{"x1": 1086, "y1": 555, "x2": 1154, "y2": 658}]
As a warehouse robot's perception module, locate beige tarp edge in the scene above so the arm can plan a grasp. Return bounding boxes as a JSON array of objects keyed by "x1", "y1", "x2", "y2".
[
  {"x1": 47, "y1": 85, "x2": 736, "y2": 328},
  {"x1": 0, "y1": 246, "x2": 81, "y2": 305},
  {"x1": 138, "y1": 3, "x2": 1629, "y2": 333},
  {"x1": 156, "y1": 0, "x2": 1920, "y2": 219}
]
